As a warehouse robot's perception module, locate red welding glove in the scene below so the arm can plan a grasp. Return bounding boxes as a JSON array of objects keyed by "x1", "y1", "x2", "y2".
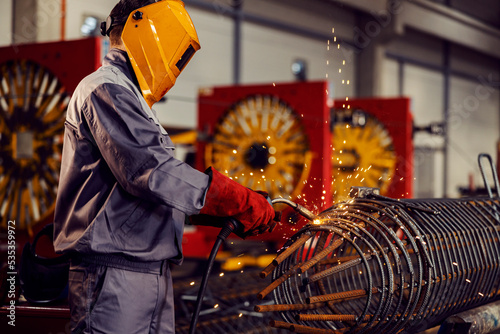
[{"x1": 191, "y1": 167, "x2": 278, "y2": 238}]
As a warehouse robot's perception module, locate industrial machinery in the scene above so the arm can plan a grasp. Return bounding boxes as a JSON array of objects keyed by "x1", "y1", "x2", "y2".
[
  {"x1": 197, "y1": 82, "x2": 413, "y2": 242},
  {"x1": 255, "y1": 155, "x2": 500, "y2": 334},
  {"x1": 0, "y1": 38, "x2": 105, "y2": 234},
  {"x1": 197, "y1": 82, "x2": 329, "y2": 213},
  {"x1": 331, "y1": 98, "x2": 413, "y2": 201}
]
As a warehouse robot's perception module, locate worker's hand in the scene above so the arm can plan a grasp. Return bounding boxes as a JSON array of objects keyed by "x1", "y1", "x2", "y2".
[{"x1": 190, "y1": 167, "x2": 279, "y2": 238}]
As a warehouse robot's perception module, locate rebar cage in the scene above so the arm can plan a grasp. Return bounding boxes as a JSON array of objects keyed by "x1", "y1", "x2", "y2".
[{"x1": 257, "y1": 196, "x2": 500, "y2": 334}]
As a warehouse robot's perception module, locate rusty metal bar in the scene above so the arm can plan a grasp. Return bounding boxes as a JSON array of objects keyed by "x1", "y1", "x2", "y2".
[
  {"x1": 306, "y1": 287, "x2": 379, "y2": 304},
  {"x1": 269, "y1": 319, "x2": 294, "y2": 330},
  {"x1": 298, "y1": 238, "x2": 344, "y2": 274},
  {"x1": 259, "y1": 263, "x2": 276, "y2": 279},
  {"x1": 255, "y1": 302, "x2": 326, "y2": 313},
  {"x1": 273, "y1": 233, "x2": 312, "y2": 267},
  {"x1": 260, "y1": 233, "x2": 312, "y2": 279},
  {"x1": 258, "y1": 263, "x2": 302, "y2": 300},
  {"x1": 304, "y1": 254, "x2": 371, "y2": 285}
]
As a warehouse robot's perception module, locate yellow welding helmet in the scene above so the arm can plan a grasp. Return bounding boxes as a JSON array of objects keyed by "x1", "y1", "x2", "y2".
[{"x1": 121, "y1": 0, "x2": 200, "y2": 107}]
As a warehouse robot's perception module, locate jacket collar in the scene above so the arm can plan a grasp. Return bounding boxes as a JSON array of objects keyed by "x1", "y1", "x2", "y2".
[{"x1": 103, "y1": 48, "x2": 140, "y2": 89}]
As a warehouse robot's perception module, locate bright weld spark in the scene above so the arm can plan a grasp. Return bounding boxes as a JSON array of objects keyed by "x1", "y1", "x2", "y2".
[
  {"x1": 190, "y1": 282, "x2": 195, "y2": 286},
  {"x1": 219, "y1": 273, "x2": 224, "y2": 277},
  {"x1": 214, "y1": 304, "x2": 219, "y2": 308}
]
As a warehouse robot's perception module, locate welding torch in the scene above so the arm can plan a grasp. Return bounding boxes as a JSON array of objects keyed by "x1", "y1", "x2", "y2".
[
  {"x1": 188, "y1": 198, "x2": 318, "y2": 333},
  {"x1": 270, "y1": 198, "x2": 319, "y2": 221}
]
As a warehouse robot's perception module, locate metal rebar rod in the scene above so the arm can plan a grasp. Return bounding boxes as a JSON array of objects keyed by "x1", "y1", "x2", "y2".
[
  {"x1": 306, "y1": 287, "x2": 379, "y2": 304},
  {"x1": 298, "y1": 238, "x2": 345, "y2": 274},
  {"x1": 273, "y1": 233, "x2": 312, "y2": 267},
  {"x1": 258, "y1": 263, "x2": 302, "y2": 300},
  {"x1": 255, "y1": 302, "x2": 326, "y2": 313},
  {"x1": 269, "y1": 320, "x2": 294, "y2": 331},
  {"x1": 304, "y1": 254, "x2": 371, "y2": 285},
  {"x1": 260, "y1": 233, "x2": 313, "y2": 279},
  {"x1": 259, "y1": 263, "x2": 276, "y2": 279}
]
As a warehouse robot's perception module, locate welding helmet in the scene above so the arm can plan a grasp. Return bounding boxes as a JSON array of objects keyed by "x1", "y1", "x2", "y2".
[{"x1": 119, "y1": 0, "x2": 200, "y2": 107}]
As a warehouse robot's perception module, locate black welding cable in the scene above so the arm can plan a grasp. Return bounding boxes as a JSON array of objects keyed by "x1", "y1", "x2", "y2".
[{"x1": 189, "y1": 218, "x2": 241, "y2": 334}]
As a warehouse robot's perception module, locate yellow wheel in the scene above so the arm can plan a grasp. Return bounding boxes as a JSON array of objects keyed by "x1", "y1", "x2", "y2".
[
  {"x1": 205, "y1": 94, "x2": 311, "y2": 200},
  {"x1": 0, "y1": 59, "x2": 69, "y2": 232},
  {"x1": 332, "y1": 109, "x2": 396, "y2": 201}
]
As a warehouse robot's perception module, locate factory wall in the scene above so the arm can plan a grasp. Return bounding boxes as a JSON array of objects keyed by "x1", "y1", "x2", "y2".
[
  {"x1": 378, "y1": 26, "x2": 500, "y2": 198},
  {"x1": 0, "y1": 1, "x2": 12, "y2": 46},
  {"x1": 64, "y1": 0, "x2": 117, "y2": 41},
  {"x1": 156, "y1": 8, "x2": 234, "y2": 129}
]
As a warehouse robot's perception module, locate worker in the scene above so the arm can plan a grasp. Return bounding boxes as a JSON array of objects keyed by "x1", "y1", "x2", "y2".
[{"x1": 53, "y1": 0, "x2": 277, "y2": 333}]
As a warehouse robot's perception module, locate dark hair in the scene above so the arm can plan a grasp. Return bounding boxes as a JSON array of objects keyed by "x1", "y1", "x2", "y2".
[{"x1": 107, "y1": 0, "x2": 156, "y2": 43}]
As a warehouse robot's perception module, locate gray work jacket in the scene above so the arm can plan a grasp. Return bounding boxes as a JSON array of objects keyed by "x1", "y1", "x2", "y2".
[{"x1": 53, "y1": 49, "x2": 209, "y2": 266}]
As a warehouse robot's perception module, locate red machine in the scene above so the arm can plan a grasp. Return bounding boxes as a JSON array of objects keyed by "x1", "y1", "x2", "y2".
[
  {"x1": 188, "y1": 81, "x2": 413, "y2": 254},
  {"x1": 194, "y1": 82, "x2": 330, "y2": 246},
  {"x1": 332, "y1": 97, "x2": 414, "y2": 200},
  {"x1": 0, "y1": 37, "x2": 105, "y2": 235},
  {"x1": 0, "y1": 38, "x2": 104, "y2": 93}
]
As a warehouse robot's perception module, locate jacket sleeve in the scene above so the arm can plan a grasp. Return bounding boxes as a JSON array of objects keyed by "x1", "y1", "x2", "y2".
[{"x1": 81, "y1": 82, "x2": 209, "y2": 216}]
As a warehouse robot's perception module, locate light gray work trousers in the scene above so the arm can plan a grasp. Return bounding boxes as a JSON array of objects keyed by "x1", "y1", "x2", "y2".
[{"x1": 68, "y1": 258, "x2": 174, "y2": 334}]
